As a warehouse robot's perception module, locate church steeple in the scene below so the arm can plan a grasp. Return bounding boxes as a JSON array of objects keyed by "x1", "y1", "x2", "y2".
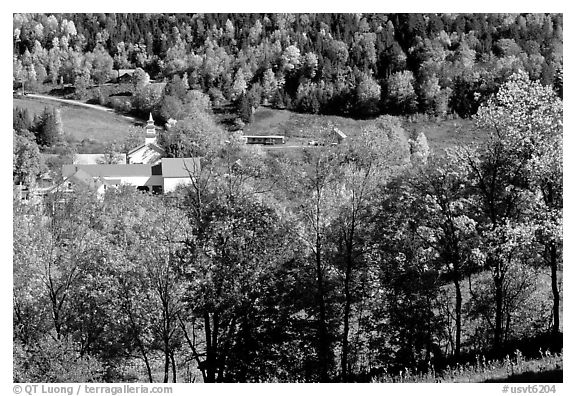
[{"x1": 145, "y1": 113, "x2": 157, "y2": 145}]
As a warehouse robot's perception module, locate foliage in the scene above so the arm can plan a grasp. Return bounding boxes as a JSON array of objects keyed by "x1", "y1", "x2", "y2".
[
  {"x1": 158, "y1": 112, "x2": 226, "y2": 158},
  {"x1": 13, "y1": 131, "x2": 43, "y2": 186},
  {"x1": 12, "y1": 13, "x2": 562, "y2": 119},
  {"x1": 13, "y1": 67, "x2": 562, "y2": 383}
]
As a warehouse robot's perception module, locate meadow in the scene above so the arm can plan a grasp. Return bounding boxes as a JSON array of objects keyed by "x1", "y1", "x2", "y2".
[
  {"x1": 13, "y1": 96, "x2": 137, "y2": 152},
  {"x1": 243, "y1": 106, "x2": 487, "y2": 151}
]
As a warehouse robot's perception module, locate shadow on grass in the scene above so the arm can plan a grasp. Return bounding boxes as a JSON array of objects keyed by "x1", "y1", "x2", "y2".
[{"x1": 485, "y1": 369, "x2": 562, "y2": 383}]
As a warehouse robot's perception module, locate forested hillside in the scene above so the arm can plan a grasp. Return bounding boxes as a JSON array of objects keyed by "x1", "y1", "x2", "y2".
[
  {"x1": 14, "y1": 71, "x2": 563, "y2": 383},
  {"x1": 13, "y1": 13, "x2": 563, "y2": 119}
]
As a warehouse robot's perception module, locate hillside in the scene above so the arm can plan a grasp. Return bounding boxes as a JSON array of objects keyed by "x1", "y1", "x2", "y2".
[
  {"x1": 13, "y1": 96, "x2": 138, "y2": 152},
  {"x1": 242, "y1": 106, "x2": 487, "y2": 151}
]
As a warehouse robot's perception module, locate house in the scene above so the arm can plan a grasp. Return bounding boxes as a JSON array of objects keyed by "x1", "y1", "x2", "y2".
[
  {"x1": 116, "y1": 69, "x2": 136, "y2": 83},
  {"x1": 242, "y1": 135, "x2": 286, "y2": 145},
  {"x1": 127, "y1": 113, "x2": 166, "y2": 164},
  {"x1": 62, "y1": 157, "x2": 201, "y2": 195},
  {"x1": 332, "y1": 127, "x2": 347, "y2": 144}
]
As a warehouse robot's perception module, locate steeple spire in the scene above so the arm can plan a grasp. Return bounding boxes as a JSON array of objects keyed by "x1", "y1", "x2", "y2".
[{"x1": 145, "y1": 113, "x2": 157, "y2": 145}]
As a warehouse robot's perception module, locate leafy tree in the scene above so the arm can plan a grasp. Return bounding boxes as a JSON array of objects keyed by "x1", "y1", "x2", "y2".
[
  {"x1": 371, "y1": 176, "x2": 444, "y2": 371},
  {"x1": 333, "y1": 116, "x2": 410, "y2": 380},
  {"x1": 132, "y1": 84, "x2": 163, "y2": 117},
  {"x1": 13, "y1": 131, "x2": 42, "y2": 187},
  {"x1": 159, "y1": 112, "x2": 226, "y2": 158},
  {"x1": 132, "y1": 67, "x2": 150, "y2": 90},
  {"x1": 355, "y1": 73, "x2": 381, "y2": 117},
  {"x1": 409, "y1": 154, "x2": 478, "y2": 357},
  {"x1": 230, "y1": 70, "x2": 247, "y2": 101},
  {"x1": 159, "y1": 95, "x2": 186, "y2": 122},
  {"x1": 475, "y1": 71, "x2": 563, "y2": 338},
  {"x1": 454, "y1": 71, "x2": 561, "y2": 350},
  {"x1": 164, "y1": 74, "x2": 189, "y2": 101},
  {"x1": 302, "y1": 52, "x2": 319, "y2": 79},
  {"x1": 74, "y1": 70, "x2": 91, "y2": 100},
  {"x1": 91, "y1": 45, "x2": 114, "y2": 85},
  {"x1": 13, "y1": 107, "x2": 33, "y2": 133},
  {"x1": 276, "y1": 145, "x2": 345, "y2": 381},
  {"x1": 281, "y1": 45, "x2": 301, "y2": 72},
  {"x1": 409, "y1": 131, "x2": 430, "y2": 165},
  {"x1": 34, "y1": 107, "x2": 63, "y2": 147},
  {"x1": 386, "y1": 70, "x2": 418, "y2": 114}
]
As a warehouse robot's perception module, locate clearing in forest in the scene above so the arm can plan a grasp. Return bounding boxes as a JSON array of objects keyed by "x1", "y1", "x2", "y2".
[{"x1": 13, "y1": 96, "x2": 137, "y2": 145}]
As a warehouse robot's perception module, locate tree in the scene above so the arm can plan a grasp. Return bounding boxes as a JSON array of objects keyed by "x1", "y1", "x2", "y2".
[
  {"x1": 13, "y1": 107, "x2": 33, "y2": 133},
  {"x1": 458, "y1": 71, "x2": 562, "y2": 350},
  {"x1": 236, "y1": 93, "x2": 253, "y2": 124},
  {"x1": 230, "y1": 70, "x2": 247, "y2": 101},
  {"x1": 355, "y1": 73, "x2": 381, "y2": 117},
  {"x1": 132, "y1": 85, "x2": 163, "y2": 117},
  {"x1": 371, "y1": 175, "x2": 444, "y2": 372},
  {"x1": 409, "y1": 154, "x2": 478, "y2": 358},
  {"x1": 13, "y1": 131, "x2": 42, "y2": 187},
  {"x1": 334, "y1": 116, "x2": 410, "y2": 380},
  {"x1": 474, "y1": 71, "x2": 563, "y2": 338},
  {"x1": 261, "y1": 68, "x2": 277, "y2": 104},
  {"x1": 386, "y1": 70, "x2": 418, "y2": 114},
  {"x1": 281, "y1": 45, "x2": 301, "y2": 72},
  {"x1": 302, "y1": 52, "x2": 319, "y2": 79},
  {"x1": 132, "y1": 67, "x2": 150, "y2": 90},
  {"x1": 275, "y1": 144, "x2": 346, "y2": 381},
  {"x1": 91, "y1": 45, "x2": 114, "y2": 85},
  {"x1": 171, "y1": 150, "x2": 300, "y2": 382},
  {"x1": 34, "y1": 107, "x2": 63, "y2": 147},
  {"x1": 409, "y1": 131, "x2": 430, "y2": 165},
  {"x1": 159, "y1": 112, "x2": 226, "y2": 159},
  {"x1": 74, "y1": 70, "x2": 91, "y2": 100}
]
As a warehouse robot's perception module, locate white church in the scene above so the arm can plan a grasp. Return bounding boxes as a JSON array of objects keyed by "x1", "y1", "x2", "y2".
[{"x1": 63, "y1": 114, "x2": 200, "y2": 195}]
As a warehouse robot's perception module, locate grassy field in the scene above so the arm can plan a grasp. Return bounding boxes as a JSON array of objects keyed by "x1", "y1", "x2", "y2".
[
  {"x1": 243, "y1": 106, "x2": 487, "y2": 152},
  {"x1": 243, "y1": 107, "x2": 372, "y2": 142},
  {"x1": 13, "y1": 96, "x2": 137, "y2": 148}
]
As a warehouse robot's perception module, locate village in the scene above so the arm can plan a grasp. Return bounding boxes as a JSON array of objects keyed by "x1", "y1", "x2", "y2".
[{"x1": 14, "y1": 104, "x2": 350, "y2": 204}]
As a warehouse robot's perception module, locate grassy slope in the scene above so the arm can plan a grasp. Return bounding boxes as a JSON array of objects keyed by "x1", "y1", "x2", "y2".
[
  {"x1": 13, "y1": 97, "x2": 135, "y2": 145},
  {"x1": 243, "y1": 107, "x2": 372, "y2": 141},
  {"x1": 244, "y1": 107, "x2": 487, "y2": 152}
]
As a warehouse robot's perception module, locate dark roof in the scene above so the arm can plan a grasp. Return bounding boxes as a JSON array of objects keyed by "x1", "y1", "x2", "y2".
[
  {"x1": 243, "y1": 135, "x2": 285, "y2": 139},
  {"x1": 161, "y1": 158, "x2": 201, "y2": 178},
  {"x1": 63, "y1": 164, "x2": 152, "y2": 178}
]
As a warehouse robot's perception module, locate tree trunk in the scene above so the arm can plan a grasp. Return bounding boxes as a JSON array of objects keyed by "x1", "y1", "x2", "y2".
[
  {"x1": 454, "y1": 276, "x2": 462, "y2": 358},
  {"x1": 494, "y1": 274, "x2": 504, "y2": 351},
  {"x1": 163, "y1": 340, "x2": 170, "y2": 383},
  {"x1": 136, "y1": 336, "x2": 153, "y2": 383},
  {"x1": 316, "y1": 241, "x2": 330, "y2": 382},
  {"x1": 550, "y1": 243, "x2": 560, "y2": 335},
  {"x1": 341, "y1": 240, "x2": 354, "y2": 382},
  {"x1": 204, "y1": 312, "x2": 216, "y2": 383}
]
